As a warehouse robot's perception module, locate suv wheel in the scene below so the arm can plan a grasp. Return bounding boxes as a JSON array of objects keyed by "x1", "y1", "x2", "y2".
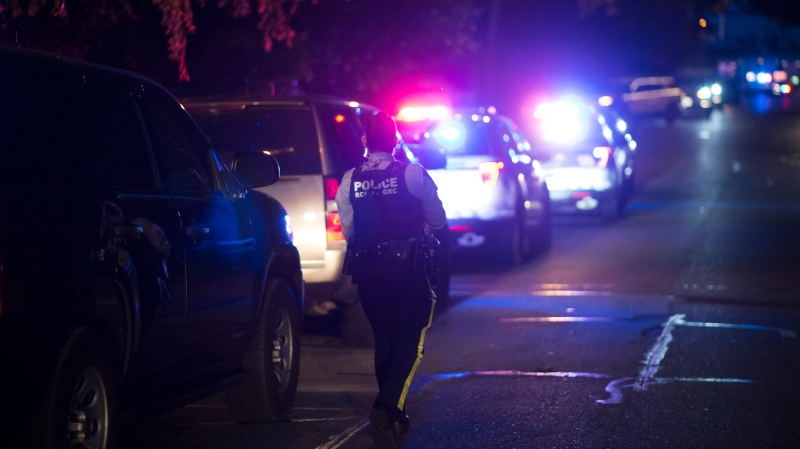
[
  {"x1": 601, "y1": 196, "x2": 621, "y2": 222},
  {"x1": 31, "y1": 327, "x2": 120, "y2": 449},
  {"x1": 225, "y1": 278, "x2": 300, "y2": 421}
]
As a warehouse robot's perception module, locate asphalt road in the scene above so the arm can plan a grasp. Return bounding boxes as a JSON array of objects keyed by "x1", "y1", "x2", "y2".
[{"x1": 124, "y1": 95, "x2": 800, "y2": 449}]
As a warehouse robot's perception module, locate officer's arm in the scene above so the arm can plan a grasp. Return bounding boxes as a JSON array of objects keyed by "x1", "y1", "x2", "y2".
[
  {"x1": 405, "y1": 163, "x2": 447, "y2": 229},
  {"x1": 335, "y1": 170, "x2": 355, "y2": 242}
]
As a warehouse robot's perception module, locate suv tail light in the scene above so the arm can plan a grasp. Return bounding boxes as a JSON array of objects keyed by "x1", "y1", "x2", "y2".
[
  {"x1": 593, "y1": 146, "x2": 612, "y2": 168},
  {"x1": 478, "y1": 162, "x2": 504, "y2": 188},
  {"x1": 324, "y1": 177, "x2": 344, "y2": 241}
]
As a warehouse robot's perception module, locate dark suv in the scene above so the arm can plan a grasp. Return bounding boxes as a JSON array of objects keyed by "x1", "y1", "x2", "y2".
[{"x1": 0, "y1": 47, "x2": 304, "y2": 448}]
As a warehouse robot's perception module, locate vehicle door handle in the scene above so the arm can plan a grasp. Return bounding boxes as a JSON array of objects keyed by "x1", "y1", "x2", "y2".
[{"x1": 186, "y1": 226, "x2": 210, "y2": 237}]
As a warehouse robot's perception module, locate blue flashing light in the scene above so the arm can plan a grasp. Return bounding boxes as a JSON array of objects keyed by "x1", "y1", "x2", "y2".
[{"x1": 432, "y1": 120, "x2": 467, "y2": 150}]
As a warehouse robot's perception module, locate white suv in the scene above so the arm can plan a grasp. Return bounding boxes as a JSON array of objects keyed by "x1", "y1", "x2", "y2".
[{"x1": 184, "y1": 97, "x2": 450, "y2": 338}]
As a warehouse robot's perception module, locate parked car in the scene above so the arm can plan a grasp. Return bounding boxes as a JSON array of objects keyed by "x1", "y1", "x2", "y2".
[
  {"x1": 396, "y1": 107, "x2": 552, "y2": 266},
  {"x1": 182, "y1": 96, "x2": 452, "y2": 327},
  {"x1": 531, "y1": 97, "x2": 634, "y2": 220},
  {"x1": 618, "y1": 76, "x2": 685, "y2": 123},
  {"x1": 0, "y1": 46, "x2": 304, "y2": 448}
]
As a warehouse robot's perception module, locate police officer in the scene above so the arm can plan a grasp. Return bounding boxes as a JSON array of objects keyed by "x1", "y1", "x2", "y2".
[{"x1": 335, "y1": 111, "x2": 446, "y2": 448}]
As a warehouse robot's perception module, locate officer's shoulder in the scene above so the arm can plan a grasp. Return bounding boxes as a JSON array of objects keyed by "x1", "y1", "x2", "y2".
[{"x1": 404, "y1": 162, "x2": 426, "y2": 172}]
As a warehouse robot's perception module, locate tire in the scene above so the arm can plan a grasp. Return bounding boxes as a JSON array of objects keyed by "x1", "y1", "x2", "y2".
[
  {"x1": 225, "y1": 278, "x2": 301, "y2": 422},
  {"x1": 664, "y1": 103, "x2": 679, "y2": 124},
  {"x1": 530, "y1": 199, "x2": 552, "y2": 254},
  {"x1": 30, "y1": 327, "x2": 121, "y2": 449},
  {"x1": 601, "y1": 196, "x2": 621, "y2": 222},
  {"x1": 497, "y1": 217, "x2": 524, "y2": 267}
]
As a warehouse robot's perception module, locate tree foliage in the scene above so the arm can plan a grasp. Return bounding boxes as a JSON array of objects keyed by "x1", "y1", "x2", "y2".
[{"x1": 0, "y1": 0, "x2": 315, "y2": 81}]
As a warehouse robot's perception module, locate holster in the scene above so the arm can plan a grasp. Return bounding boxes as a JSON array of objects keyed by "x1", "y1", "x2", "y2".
[{"x1": 421, "y1": 234, "x2": 441, "y2": 288}]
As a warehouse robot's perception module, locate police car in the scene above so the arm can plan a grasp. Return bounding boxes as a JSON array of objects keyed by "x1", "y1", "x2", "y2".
[
  {"x1": 531, "y1": 96, "x2": 634, "y2": 220},
  {"x1": 396, "y1": 107, "x2": 552, "y2": 266}
]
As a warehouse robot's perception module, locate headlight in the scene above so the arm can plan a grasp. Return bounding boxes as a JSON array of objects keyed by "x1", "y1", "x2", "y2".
[
  {"x1": 697, "y1": 87, "x2": 712, "y2": 100},
  {"x1": 711, "y1": 83, "x2": 722, "y2": 96}
]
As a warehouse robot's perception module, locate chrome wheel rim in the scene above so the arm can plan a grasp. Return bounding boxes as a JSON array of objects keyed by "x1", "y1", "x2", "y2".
[
  {"x1": 68, "y1": 366, "x2": 109, "y2": 449},
  {"x1": 271, "y1": 308, "x2": 293, "y2": 391}
]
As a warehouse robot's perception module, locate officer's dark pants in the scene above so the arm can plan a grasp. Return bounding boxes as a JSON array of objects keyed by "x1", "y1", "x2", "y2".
[{"x1": 357, "y1": 269, "x2": 436, "y2": 420}]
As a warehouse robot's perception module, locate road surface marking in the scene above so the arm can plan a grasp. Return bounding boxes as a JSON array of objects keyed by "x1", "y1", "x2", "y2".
[
  {"x1": 637, "y1": 313, "x2": 683, "y2": 390},
  {"x1": 315, "y1": 418, "x2": 369, "y2": 449},
  {"x1": 500, "y1": 316, "x2": 614, "y2": 323}
]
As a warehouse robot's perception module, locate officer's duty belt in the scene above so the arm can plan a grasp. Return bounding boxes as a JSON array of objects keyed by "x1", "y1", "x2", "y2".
[{"x1": 362, "y1": 237, "x2": 417, "y2": 258}]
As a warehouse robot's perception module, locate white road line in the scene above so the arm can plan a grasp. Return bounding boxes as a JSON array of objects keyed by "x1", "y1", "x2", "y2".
[
  {"x1": 636, "y1": 313, "x2": 684, "y2": 391},
  {"x1": 500, "y1": 317, "x2": 614, "y2": 323},
  {"x1": 314, "y1": 418, "x2": 369, "y2": 449},
  {"x1": 678, "y1": 320, "x2": 797, "y2": 337},
  {"x1": 292, "y1": 417, "x2": 359, "y2": 423}
]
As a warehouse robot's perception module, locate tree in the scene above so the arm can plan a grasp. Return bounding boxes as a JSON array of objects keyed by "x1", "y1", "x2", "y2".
[{"x1": 0, "y1": 0, "x2": 316, "y2": 81}]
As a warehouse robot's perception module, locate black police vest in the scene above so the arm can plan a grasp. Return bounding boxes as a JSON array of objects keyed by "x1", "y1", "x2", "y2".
[{"x1": 349, "y1": 161, "x2": 423, "y2": 252}]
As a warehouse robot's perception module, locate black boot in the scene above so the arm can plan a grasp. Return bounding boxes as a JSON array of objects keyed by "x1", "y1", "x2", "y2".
[
  {"x1": 369, "y1": 406, "x2": 398, "y2": 449},
  {"x1": 394, "y1": 414, "x2": 411, "y2": 442}
]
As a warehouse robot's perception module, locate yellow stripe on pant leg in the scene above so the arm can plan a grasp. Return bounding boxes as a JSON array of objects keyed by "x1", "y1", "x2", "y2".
[{"x1": 397, "y1": 293, "x2": 436, "y2": 411}]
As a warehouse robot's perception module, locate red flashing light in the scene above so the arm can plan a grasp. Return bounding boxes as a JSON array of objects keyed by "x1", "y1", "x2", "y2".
[
  {"x1": 449, "y1": 225, "x2": 474, "y2": 233},
  {"x1": 396, "y1": 106, "x2": 452, "y2": 122},
  {"x1": 334, "y1": 114, "x2": 346, "y2": 123}
]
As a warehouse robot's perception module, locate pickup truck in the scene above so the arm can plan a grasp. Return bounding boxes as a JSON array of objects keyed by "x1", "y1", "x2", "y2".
[{"x1": 619, "y1": 76, "x2": 685, "y2": 122}]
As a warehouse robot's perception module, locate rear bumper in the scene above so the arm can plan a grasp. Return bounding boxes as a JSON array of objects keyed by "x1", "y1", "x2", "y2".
[
  {"x1": 549, "y1": 189, "x2": 617, "y2": 214},
  {"x1": 446, "y1": 218, "x2": 514, "y2": 251}
]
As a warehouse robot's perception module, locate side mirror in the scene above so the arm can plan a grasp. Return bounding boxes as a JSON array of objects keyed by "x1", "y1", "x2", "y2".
[
  {"x1": 414, "y1": 147, "x2": 447, "y2": 170},
  {"x1": 230, "y1": 152, "x2": 280, "y2": 188}
]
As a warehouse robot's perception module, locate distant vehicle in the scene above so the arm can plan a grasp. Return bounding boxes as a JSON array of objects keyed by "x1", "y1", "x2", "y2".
[
  {"x1": 532, "y1": 96, "x2": 634, "y2": 220},
  {"x1": 676, "y1": 76, "x2": 723, "y2": 118},
  {"x1": 184, "y1": 97, "x2": 452, "y2": 316},
  {"x1": 397, "y1": 107, "x2": 552, "y2": 266},
  {"x1": 1, "y1": 47, "x2": 304, "y2": 449},
  {"x1": 743, "y1": 70, "x2": 793, "y2": 95},
  {"x1": 619, "y1": 76, "x2": 685, "y2": 122}
]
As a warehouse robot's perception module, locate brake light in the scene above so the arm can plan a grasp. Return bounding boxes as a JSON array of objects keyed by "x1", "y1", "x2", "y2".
[
  {"x1": 593, "y1": 146, "x2": 612, "y2": 168},
  {"x1": 324, "y1": 177, "x2": 340, "y2": 200},
  {"x1": 326, "y1": 212, "x2": 344, "y2": 241},
  {"x1": 324, "y1": 177, "x2": 344, "y2": 241},
  {"x1": 478, "y1": 162, "x2": 504, "y2": 188}
]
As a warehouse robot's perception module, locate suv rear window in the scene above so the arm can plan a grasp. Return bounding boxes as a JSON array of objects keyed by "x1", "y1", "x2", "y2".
[
  {"x1": 314, "y1": 102, "x2": 370, "y2": 175},
  {"x1": 194, "y1": 107, "x2": 322, "y2": 176},
  {"x1": 0, "y1": 59, "x2": 79, "y2": 191},
  {"x1": 531, "y1": 114, "x2": 611, "y2": 154}
]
